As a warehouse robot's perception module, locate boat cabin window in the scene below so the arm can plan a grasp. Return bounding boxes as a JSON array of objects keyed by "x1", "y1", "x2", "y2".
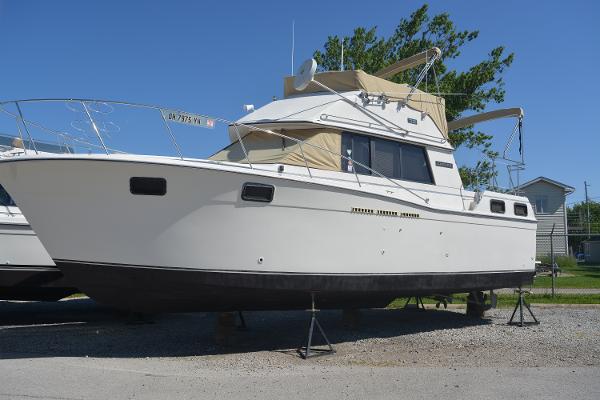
[
  {"x1": 130, "y1": 177, "x2": 167, "y2": 196},
  {"x1": 490, "y1": 200, "x2": 506, "y2": 214},
  {"x1": 341, "y1": 132, "x2": 433, "y2": 184},
  {"x1": 341, "y1": 133, "x2": 371, "y2": 175},
  {"x1": 514, "y1": 203, "x2": 528, "y2": 216},
  {"x1": 241, "y1": 183, "x2": 274, "y2": 203},
  {"x1": 0, "y1": 184, "x2": 16, "y2": 206}
]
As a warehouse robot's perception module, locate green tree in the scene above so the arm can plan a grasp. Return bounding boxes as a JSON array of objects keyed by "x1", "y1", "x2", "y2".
[
  {"x1": 312, "y1": 4, "x2": 514, "y2": 189},
  {"x1": 567, "y1": 200, "x2": 600, "y2": 252}
]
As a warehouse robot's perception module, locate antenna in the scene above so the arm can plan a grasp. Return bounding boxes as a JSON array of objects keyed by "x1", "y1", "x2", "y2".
[{"x1": 291, "y1": 20, "x2": 295, "y2": 75}]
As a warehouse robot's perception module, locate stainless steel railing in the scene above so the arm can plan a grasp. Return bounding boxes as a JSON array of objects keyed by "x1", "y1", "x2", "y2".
[{"x1": 0, "y1": 98, "x2": 430, "y2": 205}]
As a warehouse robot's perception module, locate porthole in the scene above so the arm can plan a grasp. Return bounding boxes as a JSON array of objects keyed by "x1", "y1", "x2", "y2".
[
  {"x1": 514, "y1": 203, "x2": 528, "y2": 216},
  {"x1": 242, "y1": 183, "x2": 274, "y2": 203},
  {"x1": 490, "y1": 200, "x2": 505, "y2": 214},
  {"x1": 130, "y1": 177, "x2": 166, "y2": 196}
]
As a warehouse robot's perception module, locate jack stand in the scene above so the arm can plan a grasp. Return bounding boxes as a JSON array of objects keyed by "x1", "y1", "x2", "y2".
[
  {"x1": 508, "y1": 288, "x2": 539, "y2": 327},
  {"x1": 298, "y1": 293, "x2": 335, "y2": 359},
  {"x1": 237, "y1": 311, "x2": 247, "y2": 330},
  {"x1": 404, "y1": 296, "x2": 426, "y2": 310}
]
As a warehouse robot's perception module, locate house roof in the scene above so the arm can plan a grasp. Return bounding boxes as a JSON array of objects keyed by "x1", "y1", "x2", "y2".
[{"x1": 517, "y1": 176, "x2": 575, "y2": 194}]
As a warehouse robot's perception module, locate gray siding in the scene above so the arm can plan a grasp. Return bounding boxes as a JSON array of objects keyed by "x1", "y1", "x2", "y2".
[{"x1": 521, "y1": 181, "x2": 568, "y2": 256}]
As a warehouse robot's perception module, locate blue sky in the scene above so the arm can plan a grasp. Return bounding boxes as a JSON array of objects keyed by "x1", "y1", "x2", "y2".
[{"x1": 1, "y1": 0, "x2": 598, "y2": 204}]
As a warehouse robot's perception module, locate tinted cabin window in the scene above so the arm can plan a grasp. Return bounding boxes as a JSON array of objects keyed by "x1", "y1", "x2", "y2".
[
  {"x1": 490, "y1": 200, "x2": 506, "y2": 214},
  {"x1": 0, "y1": 184, "x2": 16, "y2": 206},
  {"x1": 242, "y1": 183, "x2": 274, "y2": 203},
  {"x1": 371, "y1": 138, "x2": 401, "y2": 179},
  {"x1": 401, "y1": 144, "x2": 433, "y2": 183},
  {"x1": 341, "y1": 132, "x2": 433, "y2": 184},
  {"x1": 130, "y1": 177, "x2": 166, "y2": 196},
  {"x1": 514, "y1": 203, "x2": 528, "y2": 216},
  {"x1": 341, "y1": 133, "x2": 371, "y2": 175}
]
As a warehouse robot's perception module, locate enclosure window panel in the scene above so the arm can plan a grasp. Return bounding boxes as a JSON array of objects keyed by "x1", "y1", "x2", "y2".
[
  {"x1": 341, "y1": 132, "x2": 433, "y2": 184},
  {"x1": 370, "y1": 137, "x2": 401, "y2": 179},
  {"x1": 400, "y1": 143, "x2": 433, "y2": 184},
  {"x1": 341, "y1": 133, "x2": 371, "y2": 175}
]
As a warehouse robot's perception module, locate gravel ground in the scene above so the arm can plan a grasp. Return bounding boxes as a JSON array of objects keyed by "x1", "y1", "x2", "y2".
[{"x1": 1, "y1": 299, "x2": 599, "y2": 399}]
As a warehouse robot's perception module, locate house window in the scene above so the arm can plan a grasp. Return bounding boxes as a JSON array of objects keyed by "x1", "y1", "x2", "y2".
[
  {"x1": 534, "y1": 195, "x2": 548, "y2": 214},
  {"x1": 341, "y1": 132, "x2": 433, "y2": 184}
]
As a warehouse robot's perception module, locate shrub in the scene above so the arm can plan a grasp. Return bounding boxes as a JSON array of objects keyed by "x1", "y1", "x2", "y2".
[{"x1": 537, "y1": 254, "x2": 577, "y2": 269}]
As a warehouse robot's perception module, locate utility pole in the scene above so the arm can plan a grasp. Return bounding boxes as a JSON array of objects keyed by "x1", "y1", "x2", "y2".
[{"x1": 585, "y1": 181, "x2": 591, "y2": 239}]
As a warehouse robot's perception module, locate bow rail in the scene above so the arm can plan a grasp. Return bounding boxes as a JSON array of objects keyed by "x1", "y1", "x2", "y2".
[{"x1": 0, "y1": 98, "x2": 430, "y2": 204}]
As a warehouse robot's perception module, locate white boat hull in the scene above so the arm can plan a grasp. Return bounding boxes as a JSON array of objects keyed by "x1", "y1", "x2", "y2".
[
  {"x1": 0, "y1": 219, "x2": 76, "y2": 301},
  {"x1": 0, "y1": 156, "x2": 536, "y2": 311}
]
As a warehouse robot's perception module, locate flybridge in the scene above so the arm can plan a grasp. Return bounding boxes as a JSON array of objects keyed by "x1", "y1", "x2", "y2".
[{"x1": 0, "y1": 97, "x2": 432, "y2": 205}]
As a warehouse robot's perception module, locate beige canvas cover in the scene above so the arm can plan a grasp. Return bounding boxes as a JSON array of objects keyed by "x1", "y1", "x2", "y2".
[
  {"x1": 283, "y1": 70, "x2": 448, "y2": 138},
  {"x1": 374, "y1": 48, "x2": 441, "y2": 79},
  {"x1": 447, "y1": 108, "x2": 524, "y2": 131},
  {"x1": 209, "y1": 128, "x2": 342, "y2": 171}
]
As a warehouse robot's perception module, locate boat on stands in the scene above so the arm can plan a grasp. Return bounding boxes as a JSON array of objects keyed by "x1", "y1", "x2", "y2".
[{"x1": 0, "y1": 49, "x2": 536, "y2": 312}]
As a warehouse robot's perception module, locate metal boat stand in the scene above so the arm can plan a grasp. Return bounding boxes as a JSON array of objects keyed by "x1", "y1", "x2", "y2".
[
  {"x1": 508, "y1": 288, "x2": 539, "y2": 327},
  {"x1": 404, "y1": 296, "x2": 426, "y2": 310},
  {"x1": 297, "y1": 293, "x2": 335, "y2": 359}
]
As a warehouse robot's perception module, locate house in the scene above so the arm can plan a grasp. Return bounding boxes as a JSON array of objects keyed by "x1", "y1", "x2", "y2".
[{"x1": 517, "y1": 177, "x2": 575, "y2": 256}]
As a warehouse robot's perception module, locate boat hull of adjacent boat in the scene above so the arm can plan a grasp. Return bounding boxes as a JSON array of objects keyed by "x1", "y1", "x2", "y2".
[
  {"x1": 0, "y1": 221, "x2": 77, "y2": 301},
  {"x1": 0, "y1": 156, "x2": 536, "y2": 311}
]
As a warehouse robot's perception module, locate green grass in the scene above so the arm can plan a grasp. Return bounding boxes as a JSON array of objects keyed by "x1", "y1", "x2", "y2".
[
  {"x1": 494, "y1": 294, "x2": 600, "y2": 306},
  {"x1": 532, "y1": 263, "x2": 600, "y2": 289},
  {"x1": 388, "y1": 293, "x2": 600, "y2": 309}
]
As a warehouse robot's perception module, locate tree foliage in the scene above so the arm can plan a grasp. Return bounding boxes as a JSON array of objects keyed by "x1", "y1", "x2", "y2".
[
  {"x1": 567, "y1": 200, "x2": 600, "y2": 252},
  {"x1": 312, "y1": 4, "x2": 514, "y2": 189}
]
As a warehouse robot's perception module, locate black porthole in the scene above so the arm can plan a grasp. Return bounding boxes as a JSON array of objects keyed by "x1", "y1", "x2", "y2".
[
  {"x1": 514, "y1": 203, "x2": 528, "y2": 216},
  {"x1": 490, "y1": 200, "x2": 506, "y2": 214},
  {"x1": 130, "y1": 177, "x2": 166, "y2": 196},
  {"x1": 242, "y1": 183, "x2": 274, "y2": 203}
]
